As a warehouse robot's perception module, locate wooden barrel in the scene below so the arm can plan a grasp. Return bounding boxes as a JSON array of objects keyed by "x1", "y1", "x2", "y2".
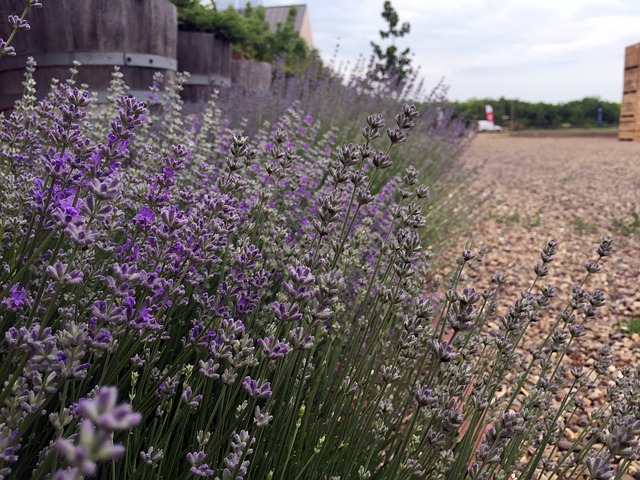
[
  {"x1": 0, "y1": 0, "x2": 177, "y2": 110},
  {"x1": 177, "y1": 30, "x2": 231, "y2": 104},
  {"x1": 230, "y1": 60, "x2": 272, "y2": 93}
]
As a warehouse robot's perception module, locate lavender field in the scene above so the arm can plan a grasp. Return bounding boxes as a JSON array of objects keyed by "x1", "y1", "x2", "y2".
[{"x1": 1, "y1": 8, "x2": 640, "y2": 479}]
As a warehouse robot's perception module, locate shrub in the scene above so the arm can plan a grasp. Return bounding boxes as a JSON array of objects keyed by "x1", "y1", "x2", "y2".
[{"x1": 0, "y1": 59, "x2": 637, "y2": 480}]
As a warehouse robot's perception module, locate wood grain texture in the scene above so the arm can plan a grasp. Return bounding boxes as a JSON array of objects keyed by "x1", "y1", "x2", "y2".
[
  {"x1": 230, "y1": 60, "x2": 272, "y2": 94},
  {"x1": 177, "y1": 30, "x2": 232, "y2": 103},
  {"x1": 0, "y1": 0, "x2": 177, "y2": 109}
]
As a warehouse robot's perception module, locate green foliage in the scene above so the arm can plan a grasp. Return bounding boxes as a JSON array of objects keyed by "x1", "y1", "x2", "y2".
[
  {"x1": 452, "y1": 97, "x2": 620, "y2": 129},
  {"x1": 170, "y1": 0, "x2": 247, "y2": 42},
  {"x1": 370, "y1": 1, "x2": 414, "y2": 86},
  {"x1": 572, "y1": 216, "x2": 598, "y2": 234},
  {"x1": 495, "y1": 211, "x2": 522, "y2": 224},
  {"x1": 612, "y1": 204, "x2": 640, "y2": 236},
  {"x1": 232, "y1": 3, "x2": 272, "y2": 61},
  {"x1": 530, "y1": 207, "x2": 544, "y2": 227},
  {"x1": 269, "y1": 6, "x2": 309, "y2": 73},
  {"x1": 624, "y1": 317, "x2": 640, "y2": 334}
]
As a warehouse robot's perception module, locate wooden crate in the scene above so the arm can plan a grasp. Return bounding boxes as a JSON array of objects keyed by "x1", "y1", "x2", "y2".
[
  {"x1": 619, "y1": 120, "x2": 636, "y2": 141},
  {"x1": 623, "y1": 67, "x2": 639, "y2": 93},
  {"x1": 625, "y1": 43, "x2": 640, "y2": 68},
  {"x1": 619, "y1": 43, "x2": 640, "y2": 141}
]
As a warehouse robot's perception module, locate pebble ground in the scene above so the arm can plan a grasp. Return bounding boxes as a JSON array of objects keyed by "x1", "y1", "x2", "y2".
[{"x1": 442, "y1": 134, "x2": 640, "y2": 477}]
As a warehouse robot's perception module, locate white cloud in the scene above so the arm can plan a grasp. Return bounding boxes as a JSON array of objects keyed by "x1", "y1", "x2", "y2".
[{"x1": 265, "y1": 0, "x2": 640, "y2": 102}]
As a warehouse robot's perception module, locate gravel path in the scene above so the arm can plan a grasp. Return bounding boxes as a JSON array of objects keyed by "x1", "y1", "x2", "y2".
[
  {"x1": 442, "y1": 135, "x2": 640, "y2": 475},
  {"x1": 450, "y1": 134, "x2": 640, "y2": 371}
]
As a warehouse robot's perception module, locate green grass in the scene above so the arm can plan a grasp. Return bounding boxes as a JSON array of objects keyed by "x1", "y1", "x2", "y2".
[
  {"x1": 508, "y1": 127, "x2": 618, "y2": 137},
  {"x1": 529, "y1": 207, "x2": 543, "y2": 227},
  {"x1": 560, "y1": 173, "x2": 575, "y2": 184},
  {"x1": 495, "y1": 211, "x2": 521, "y2": 224},
  {"x1": 612, "y1": 205, "x2": 640, "y2": 236},
  {"x1": 621, "y1": 317, "x2": 640, "y2": 335},
  {"x1": 572, "y1": 216, "x2": 598, "y2": 234}
]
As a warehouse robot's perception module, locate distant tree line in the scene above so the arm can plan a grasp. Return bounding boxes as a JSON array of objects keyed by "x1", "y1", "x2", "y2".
[{"x1": 451, "y1": 97, "x2": 620, "y2": 128}]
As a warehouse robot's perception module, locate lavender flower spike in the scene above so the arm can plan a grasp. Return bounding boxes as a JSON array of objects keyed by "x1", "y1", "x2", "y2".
[
  {"x1": 78, "y1": 386, "x2": 142, "y2": 431},
  {"x1": 242, "y1": 376, "x2": 272, "y2": 399}
]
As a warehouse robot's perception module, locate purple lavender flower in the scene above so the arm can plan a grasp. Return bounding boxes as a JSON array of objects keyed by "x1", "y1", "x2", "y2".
[
  {"x1": 272, "y1": 301, "x2": 303, "y2": 322},
  {"x1": 585, "y1": 455, "x2": 615, "y2": 480},
  {"x1": 198, "y1": 359, "x2": 221, "y2": 379},
  {"x1": 181, "y1": 386, "x2": 204, "y2": 409},
  {"x1": 257, "y1": 336, "x2": 291, "y2": 359},
  {"x1": 1, "y1": 283, "x2": 27, "y2": 311},
  {"x1": 78, "y1": 387, "x2": 142, "y2": 431},
  {"x1": 242, "y1": 376, "x2": 272, "y2": 399},
  {"x1": 0, "y1": 39, "x2": 16, "y2": 57},
  {"x1": 187, "y1": 450, "x2": 214, "y2": 477},
  {"x1": 288, "y1": 327, "x2": 315, "y2": 350},
  {"x1": 55, "y1": 387, "x2": 140, "y2": 479},
  {"x1": 55, "y1": 423, "x2": 102, "y2": 477},
  {"x1": 414, "y1": 384, "x2": 438, "y2": 407},
  {"x1": 0, "y1": 429, "x2": 20, "y2": 463},
  {"x1": 140, "y1": 446, "x2": 163, "y2": 466},
  {"x1": 221, "y1": 431, "x2": 255, "y2": 480},
  {"x1": 429, "y1": 340, "x2": 460, "y2": 363},
  {"x1": 135, "y1": 205, "x2": 156, "y2": 225}
]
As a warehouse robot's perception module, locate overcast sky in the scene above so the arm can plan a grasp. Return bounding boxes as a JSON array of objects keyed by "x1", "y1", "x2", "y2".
[{"x1": 259, "y1": 0, "x2": 640, "y2": 103}]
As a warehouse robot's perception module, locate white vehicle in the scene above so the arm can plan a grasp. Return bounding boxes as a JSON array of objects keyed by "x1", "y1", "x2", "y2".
[{"x1": 477, "y1": 120, "x2": 503, "y2": 132}]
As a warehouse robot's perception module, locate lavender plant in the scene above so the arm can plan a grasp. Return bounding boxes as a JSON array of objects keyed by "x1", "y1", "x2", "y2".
[
  {"x1": 0, "y1": 0, "x2": 42, "y2": 58},
  {"x1": 215, "y1": 58, "x2": 475, "y2": 252},
  {"x1": 0, "y1": 60, "x2": 637, "y2": 480}
]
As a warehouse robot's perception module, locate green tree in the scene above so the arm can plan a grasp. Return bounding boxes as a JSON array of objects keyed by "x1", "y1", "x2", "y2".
[
  {"x1": 170, "y1": 0, "x2": 247, "y2": 42},
  {"x1": 270, "y1": 6, "x2": 309, "y2": 72},
  {"x1": 232, "y1": 4, "x2": 272, "y2": 61},
  {"x1": 369, "y1": 1, "x2": 414, "y2": 86}
]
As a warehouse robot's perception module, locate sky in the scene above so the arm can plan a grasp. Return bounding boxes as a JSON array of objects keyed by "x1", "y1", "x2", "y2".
[{"x1": 237, "y1": 0, "x2": 640, "y2": 104}]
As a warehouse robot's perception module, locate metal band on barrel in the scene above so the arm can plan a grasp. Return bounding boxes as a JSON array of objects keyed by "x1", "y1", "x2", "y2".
[
  {"x1": 0, "y1": 52, "x2": 178, "y2": 72},
  {"x1": 183, "y1": 74, "x2": 231, "y2": 87}
]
